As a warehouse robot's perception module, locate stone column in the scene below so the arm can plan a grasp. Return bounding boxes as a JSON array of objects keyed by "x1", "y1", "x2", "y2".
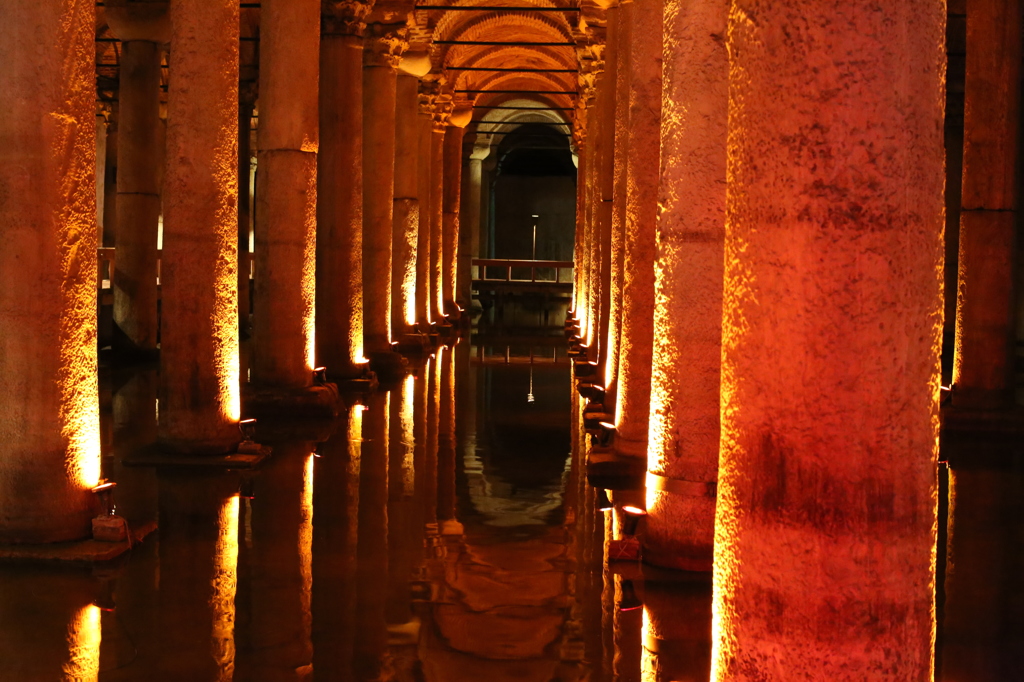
[
  {"x1": 612, "y1": 0, "x2": 661, "y2": 460},
  {"x1": 460, "y1": 144, "x2": 489, "y2": 309},
  {"x1": 429, "y1": 106, "x2": 449, "y2": 323},
  {"x1": 713, "y1": 2, "x2": 945, "y2": 679},
  {"x1": 96, "y1": 107, "x2": 108, "y2": 240},
  {"x1": 103, "y1": 115, "x2": 119, "y2": 248},
  {"x1": 362, "y1": 23, "x2": 406, "y2": 367},
  {"x1": 415, "y1": 101, "x2": 434, "y2": 326},
  {"x1": 952, "y1": 0, "x2": 1022, "y2": 409},
  {"x1": 442, "y1": 122, "x2": 467, "y2": 314},
  {"x1": 238, "y1": 88, "x2": 255, "y2": 336},
  {"x1": 160, "y1": 0, "x2": 241, "y2": 453},
  {"x1": 393, "y1": 74, "x2": 421, "y2": 337},
  {"x1": 604, "y1": 0, "x2": 632, "y2": 405},
  {"x1": 106, "y1": 2, "x2": 169, "y2": 355},
  {"x1": 252, "y1": 0, "x2": 320, "y2": 389},
  {"x1": 0, "y1": 0, "x2": 99, "y2": 542},
  {"x1": 596, "y1": 6, "x2": 619, "y2": 372},
  {"x1": 571, "y1": 131, "x2": 587, "y2": 319},
  {"x1": 642, "y1": 0, "x2": 727, "y2": 571},
  {"x1": 317, "y1": 1, "x2": 371, "y2": 379}
]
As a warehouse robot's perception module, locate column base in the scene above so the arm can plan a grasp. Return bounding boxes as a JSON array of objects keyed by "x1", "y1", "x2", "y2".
[
  {"x1": 642, "y1": 484, "x2": 715, "y2": 573},
  {"x1": 124, "y1": 441, "x2": 271, "y2": 468},
  {"x1": 612, "y1": 434, "x2": 648, "y2": 459},
  {"x1": 242, "y1": 382, "x2": 342, "y2": 421},
  {"x1": 392, "y1": 332, "x2": 432, "y2": 355},
  {"x1": 368, "y1": 350, "x2": 408, "y2": 383},
  {"x1": 586, "y1": 446, "x2": 646, "y2": 491},
  {"x1": 0, "y1": 519, "x2": 158, "y2": 564}
]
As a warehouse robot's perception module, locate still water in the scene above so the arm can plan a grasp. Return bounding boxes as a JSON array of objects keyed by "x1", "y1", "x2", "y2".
[{"x1": 1, "y1": 335, "x2": 1022, "y2": 681}]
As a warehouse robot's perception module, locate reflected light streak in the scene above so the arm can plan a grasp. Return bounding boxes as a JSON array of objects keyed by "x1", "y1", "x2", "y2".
[
  {"x1": 63, "y1": 604, "x2": 101, "y2": 681},
  {"x1": 303, "y1": 164, "x2": 318, "y2": 371},
  {"x1": 640, "y1": 607, "x2": 656, "y2": 682},
  {"x1": 301, "y1": 454, "x2": 314, "y2": 634},
  {"x1": 403, "y1": 207, "x2": 419, "y2": 327},
  {"x1": 401, "y1": 374, "x2": 416, "y2": 494},
  {"x1": 213, "y1": 494, "x2": 240, "y2": 680}
]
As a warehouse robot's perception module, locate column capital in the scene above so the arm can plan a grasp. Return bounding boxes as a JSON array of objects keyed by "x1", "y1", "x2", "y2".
[
  {"x1": 419, "y1": 81, "x2": 453, "y2": 131},
  {"x1": 364, "y1": 22, "x2": 409, "y2": 69},
  {"x1": 322, "y1": 0, "x2": 373, "y2": 37}
]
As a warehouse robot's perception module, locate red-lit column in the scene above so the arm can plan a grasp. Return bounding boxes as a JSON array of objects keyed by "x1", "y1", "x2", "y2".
[
  {"x1": 253, "y1": 0, "x2": 320, "y2": 388},
  {"x1": 362, "y1": 23, "x2": 406, "y2": 370},
  {"x1": 442, "y1": 122, "x2": 466, "y2": 315},
  {"x1": 415, "y1": 99, "x2": 434, "y2": 326},
  {"x1": 317, "y1": 2, "x2": 370, "y2": 379},
  {"x1": 238, "y1": 88, "x2": 255, "y2": 336},
  {"x1": 604, "y1": 0, "x2": 632, "y2": 405},
  {"x1": 106, "y1": 3, "x2": 167, "y2": 355},
  {"x1": 571, "y1": 130, "x2": 587, "y2": 320},
  {"x1": 643, "y1": 0, "x2": 727, "y2": 571},
  {"x1": 612, "y1": 0, "x2": 661, "y2": 460},
  {"x1": 0, "y1": 0, "x2": 100, "y2": 542},
  {"x1": 428, "y1": 100, "x2": 450, "y2": 324},
  {"x1": 161, "y1": 0, "x2": 241, "y2": 452},
  {"x1": 596, "y1": 5, "x2": 619, "y2": 376},
  {"x1": 713, "y1": 2, "x2": 945, "y2": 679},
  {"x1": 952, "y1": 0, "x2": 1022, "y2": 410},
  {"x1": 393, "y1": 74, "x2": 421, "y2": 338}
]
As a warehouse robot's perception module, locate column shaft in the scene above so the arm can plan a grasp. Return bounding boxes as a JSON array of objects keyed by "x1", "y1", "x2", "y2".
[
  {"x1": 429, "y1": 124, "x2": 446, "y2": 322},
  {"x1": 596, "y1": 7, "x2": 619, "y2": 372},
  {"x1": 238, "y1": 96, "x2": 254, "y2": 335},
  {"x1": 317, "y1": 28, "x2": 365, "y2": 377},
  {"x1": 253, "y1": 0, "x2": 320, "y2": 388},
  {"x1": 0, "y1": 1, "x2": 99, "y2": 542},
  {"x1": 463, "y1": 152, "x2": 485, "y2": 299},
  {"x1": 713, "y1": 1, "x2": 945, "y2": 678},
  {"x1": 416, "y1": 110, "x2": 434, "y2": 325},
  {"x1": 161, "y1": 0, "x2": 240, "y2": 451},
  {"x1": 442, "y1": 125, "x2": 466, "y2": 312},
  {"x1": 952, "y1": 0, "x2": 1022, "y2": 408},
  {"x1": 613, "y1": 0, "x2": 662, "y2": 458},
  {"x1": 393, "y1": 75, "x2": 421, "y2": 334},
  {"x1": 114, "y1": 39, "x2": 163, "y2": 352}
]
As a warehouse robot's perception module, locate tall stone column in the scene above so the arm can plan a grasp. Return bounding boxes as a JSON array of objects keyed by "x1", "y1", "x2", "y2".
[
  {"x1": 393, "y1": 74, "x2": 421, "y2": 337},
  {"x1": 415, "y1": 101, "x2": 434, "y2": 326},
  {"x1": 428, "y1": 104, "x2": 449, "y2": 323},
  {"x1": 252, "y1": 0, "x2": 320, "y2": 389},
  {"x1": 442, "y1": 121, "x2": 467, "y2": 313},
  {"x1": 102, "y1": 114, "x2": 119, "y2": 248},
  {"x1": 612, "y1": 0, "x2": 661, "y2": 459},
  {"x1": 713, "y1": 2, "x2": 945, "y2": 679},
  {"x1": 161, "y1": 0, "x2": 241, "y2": 453},
  {"x1": 106, "y1": 2, "x2": 169, "y2": 355},
  {"x1": 596, "y1": 5, "x2": 619, "y2": 373},
  {"x1": 604, "y1": 0, "x2": 632, "y2": 405},
  {"x1": 571, "y1": 131, "x2": 588, "y2": 319},
  {"x1": 642, "y1": 0, "x2": 727, "y2": 571},
  {"x1": 460, "y1": 144, "x2": 489, "y2": 309},
  {"x1": 362, "y1": 23, "x2": 406, "y2": 368},
  {"x1": 96, "y1": 106, "x2": 109, "y2": 240},
  {"x1": 952, "y1": 0, "x2": 1022, "y2": 409},
  {"x1": 238, "y1": 87, "x2": 256, "y2": 336},
  {"x1": 317, "y1": 1, "x2": 371, "y2": 379},
  {"x1": 0, "y1": 1, "x2": 99, "y2": 542}
]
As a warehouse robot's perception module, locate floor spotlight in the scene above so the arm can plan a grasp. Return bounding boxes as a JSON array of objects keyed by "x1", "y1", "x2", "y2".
[
  {"x1": 617, "y1": 579, "x2": 643, "y2": 612},
  {"x1": 238, "y1": 418, "x2": 257, "y2": 440},
  {"x1": 620, "y1": 505, "x2": 648, "y2": 537},
  {"x1": 313, "y1": 366, "x2": 328, "y2": 385}
]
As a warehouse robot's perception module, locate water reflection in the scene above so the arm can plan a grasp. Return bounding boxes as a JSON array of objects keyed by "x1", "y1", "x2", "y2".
[{"x1": 4, "y1": 338, "x2": 1022, "y2": 680}]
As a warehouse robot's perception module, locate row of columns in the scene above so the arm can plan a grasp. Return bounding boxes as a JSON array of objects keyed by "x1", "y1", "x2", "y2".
[
  {"x1": 0, "y1": 0, "x2": 473, "y2": 543},
  {"x1": 570, "y1": 0, "x2": 1020, "y2": 678}
]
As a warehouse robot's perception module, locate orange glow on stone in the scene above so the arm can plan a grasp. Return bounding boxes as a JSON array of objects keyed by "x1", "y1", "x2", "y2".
[{"x1": 63, "y1": 604, "x2": 101, "y2": 681}]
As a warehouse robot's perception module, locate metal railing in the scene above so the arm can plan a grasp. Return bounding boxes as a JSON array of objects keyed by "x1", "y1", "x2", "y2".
[{"x1": 472, "y1": 258, "x2": 573, "y2": 284}]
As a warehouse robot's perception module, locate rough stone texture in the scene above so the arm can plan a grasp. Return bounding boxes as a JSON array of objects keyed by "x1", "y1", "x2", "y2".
[
  {"x1": 161, "y1": 0, "x2": 241, "y2": 451},
  {"x1": 605, "y1": 0, "x2": 632, "y2": 406},
  {"x1": 712, "y1": 2, "x2": 946, "y2": 679},
  {"x1": 416, "y1": 112, "x2": 434, "y2": 325},
  {"x1": 363, "y1": 25, "x2": 404, "y2": 357},
  {"x1": 113, "y1": 39, "x2": 162, "y2": 352},
  {"x1": 952, "y1": 0, "x2": 1021, "y2": 409},
  {"x1": 596, "y1": 8, "x2": 618, "y2": 371},
  {"x1": 317, "y1": 32, "x2": 366, "y2": 377},
  {"x1": 644, "y1": 0, "x2": 727, "y2": 571},
  {"x1": 613, "y1": 0, "x2": 661, "y2": 460},
  {"x1": 253, "y1": 0, "x2": 319, "y2": 389},
  {"x1": 393, "y1": 75, "x2": 421, "y2": 333},
  {"x1": 0, "y1": 1, "x2": 100, "y2": 541},
  {"x1": 429, "y1": 126, "x2": 446, "y2": 322},
  {"x1": 572, "y1": 142, "x2": 588, "y2": 317},
  {"x1": 442, "y1": 125, "x2": 466, "y2": 313}
]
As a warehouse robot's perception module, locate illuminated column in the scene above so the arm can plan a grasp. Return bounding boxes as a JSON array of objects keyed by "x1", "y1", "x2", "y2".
[
  {"x1": 393, "y1": 73, "x2": 422, "y2": 337},
  {"x1": 442, "y1": 121, "x2": 467, "y2": 313},
  {"x1": 386, "y1": 374, "x2": 418, "y2": 627},
  {"x1": 160, "y1": 0, "x2": 240, "y2": 452},
  {"x1": 713, "y1": 2, "x2": 945, "y2": 679},
  {"x1": 252, "y1": 0, "x2": 320, "y2": 388},
  {"x1": 605, "y1": 0, "x2": 632, "y2": 404},
  {"x1": 237, "y1": 443, "x2": 315, "y2": 680},
  {"x1": 317, "y1": 1, "x2": 370, "y2": 378},
  {"x1": 596, "y1": 5, "x2": 619, "y2": 372},
  {"x1": 106, "y1": 3, "x2": 167, "y2": 354},
  {"x1": 641, "y1": 581, "x2": 712, "y2": 682},
  {"x1": 642, "y1": 0, "x2": 727, "y2": 571},
  {"x1": 612, "y1": 0, "x2": 661, "y2": 459},
  {"x1": 311, "y1": 408, "x2": 362, "y2": 680},
  {"x1": 571, "y1": 130, "x2": 587, "y2": 319},
  {"x1": 428, "y1": 103, "x2": 449, "y2": 323},
  {"x1": 354, "y1": 390, "x2": 390, "y2": 681},
  {"x1": 952, "y1": 0, "x2": 1022, "y2": 409},
  {"x1": 437, "y1": 346, "x2": 457, "y2": 521},
  {"x1": 102, "y1": 113, "x2": 119, "y2": 249},
  {"x1": 362, "y1": 23, "x2": 406, "y2": 365},
  {"x1": 415, "y1": 101, "x2": 434, "y2": 326},
  {"x1": 157, "y1": 473, "x2": 240, "y2": 679},
  {"x1": 460, "y1": 143, "x2": 489, "y2": 310},
  {"x1": 0, "y1": 0, "x2": 99, "y2": 542}
]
